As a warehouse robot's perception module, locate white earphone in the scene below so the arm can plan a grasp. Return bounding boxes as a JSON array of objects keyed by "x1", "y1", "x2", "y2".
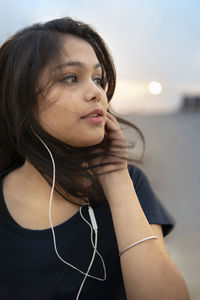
[{"x1": 30, "y1": 128, "x2": 106, "y2": 299}]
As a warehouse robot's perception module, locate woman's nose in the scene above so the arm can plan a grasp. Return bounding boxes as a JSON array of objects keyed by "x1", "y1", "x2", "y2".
[{"x1": 84, "y1": 80, "x2": 102, "y2": 102}]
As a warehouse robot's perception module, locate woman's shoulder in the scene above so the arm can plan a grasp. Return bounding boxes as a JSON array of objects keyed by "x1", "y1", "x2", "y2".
[
  {"x1": 127, "y1": 163, "x2": 150, "y2": 189},
  {"x1": 127, "y1": 163, "x2": 175, "y2": 236},
  {"x1": 0, "y1": 163, "x2": 23, "y2": 179}
]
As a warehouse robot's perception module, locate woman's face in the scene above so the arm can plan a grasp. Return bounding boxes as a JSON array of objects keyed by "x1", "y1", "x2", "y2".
[{"x1": 38, "y1": 34, "x2": 108, "y2": 147}]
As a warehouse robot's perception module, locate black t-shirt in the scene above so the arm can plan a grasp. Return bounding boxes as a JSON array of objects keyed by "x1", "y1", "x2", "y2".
[{"x1": 0, "y1": 164, "x2": 175, "y2": 300}]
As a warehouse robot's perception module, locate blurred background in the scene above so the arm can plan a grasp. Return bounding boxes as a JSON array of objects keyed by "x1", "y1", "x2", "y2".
[{"x1": 0, "y1": 0, "x2": 199, "y2": 298}]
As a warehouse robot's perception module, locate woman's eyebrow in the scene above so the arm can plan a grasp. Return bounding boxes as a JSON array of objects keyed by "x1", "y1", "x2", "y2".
[{"x1": 54, "y1": 61, "x2": 101, "y2": 70}]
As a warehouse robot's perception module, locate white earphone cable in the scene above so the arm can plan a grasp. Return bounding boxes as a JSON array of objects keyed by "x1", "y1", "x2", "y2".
[{"x1": 31, "y1": 129, "x2": 106, "y2": 299}]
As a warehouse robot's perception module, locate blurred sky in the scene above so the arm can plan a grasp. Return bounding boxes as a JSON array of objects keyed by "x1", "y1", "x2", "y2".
[{"x1": 0, "y1": 0, "x2": 199, "y2": 114}]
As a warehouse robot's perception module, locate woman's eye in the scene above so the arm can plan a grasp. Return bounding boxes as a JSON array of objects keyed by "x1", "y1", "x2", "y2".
[
  {"x1": 93, "y1": 77, "x2": 103, "y2": 86},
  {"x1": 60, "y1": 75, "x2": 77, "y2": 83}
]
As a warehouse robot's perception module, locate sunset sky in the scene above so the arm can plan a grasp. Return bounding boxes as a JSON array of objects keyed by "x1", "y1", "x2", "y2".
[{"x1": 1, "y1": 0, "x2": 199, "y2": 114}]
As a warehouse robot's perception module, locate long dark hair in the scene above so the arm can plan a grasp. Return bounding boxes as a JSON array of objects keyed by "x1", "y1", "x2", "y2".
[{"x1": 0, "y1": 17, "x2": 145, "y2": 207}]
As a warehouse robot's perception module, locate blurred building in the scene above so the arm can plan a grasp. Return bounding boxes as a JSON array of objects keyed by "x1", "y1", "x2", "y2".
[{"x1": 181, "y1": 94, "x2": 200, "y2": 111}]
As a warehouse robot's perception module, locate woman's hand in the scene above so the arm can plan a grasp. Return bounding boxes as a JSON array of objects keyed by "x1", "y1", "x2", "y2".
[{"x1": 89, "y1": 112, "x2": 128, "y2": 187}]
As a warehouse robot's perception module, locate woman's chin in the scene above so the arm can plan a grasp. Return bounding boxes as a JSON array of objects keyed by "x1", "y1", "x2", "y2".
[{"x1": 79, "y1": 134, "x2": 105, "y2": 147}]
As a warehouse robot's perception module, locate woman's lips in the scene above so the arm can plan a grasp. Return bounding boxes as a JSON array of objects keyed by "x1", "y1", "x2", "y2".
[
  {"x1": 81, "y1": 116, "x2": 103, "y2": 123},
  {"x1": 81, "y1": 109, "x2": 104, "y2": 118}
]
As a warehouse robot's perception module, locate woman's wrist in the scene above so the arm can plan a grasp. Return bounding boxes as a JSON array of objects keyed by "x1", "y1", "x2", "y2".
[{"x1": 99, "y1": 168, "x2": 134, "y2": 200}]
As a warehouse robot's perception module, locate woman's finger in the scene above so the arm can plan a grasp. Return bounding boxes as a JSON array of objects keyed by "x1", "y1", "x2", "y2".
[
  {"x1": 106, "y1": 113, "x2": 120, "y2": 128},
  {"x1": 106, "y1": 112, "x2": 118, "y2": 122},
  {"x1": 105, "y1": 116, "x2": 119, "y2": 132}
]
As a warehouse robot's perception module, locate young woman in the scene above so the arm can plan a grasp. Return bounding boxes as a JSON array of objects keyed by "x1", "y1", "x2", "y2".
[{"x1": 0, "y1": 17, "x2": 189, "y2": 299}]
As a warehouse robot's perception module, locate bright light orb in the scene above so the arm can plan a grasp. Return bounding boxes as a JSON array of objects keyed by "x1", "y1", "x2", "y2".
[{"x1": 148, "y1": 81, "x2": 162, "y2": 95}]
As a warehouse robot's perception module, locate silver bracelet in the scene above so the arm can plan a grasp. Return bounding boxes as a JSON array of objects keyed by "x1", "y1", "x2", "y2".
[{"x1": 118, "y1": 236, "x2": 158, "y2": 257}]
